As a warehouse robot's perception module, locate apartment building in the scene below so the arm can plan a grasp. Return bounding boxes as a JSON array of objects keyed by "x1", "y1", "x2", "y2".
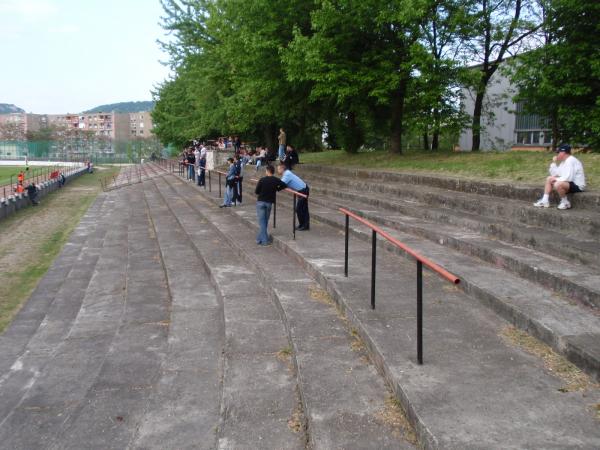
[
  {"x1": 0, "y1": 113, "x2": 47, "y2": 139},
  {"x1": 47, "y1": 112, "x2": 130, "y2": 141},
  {"x1": 129, "y1": 111, "x2": 154, "y2": 137}
]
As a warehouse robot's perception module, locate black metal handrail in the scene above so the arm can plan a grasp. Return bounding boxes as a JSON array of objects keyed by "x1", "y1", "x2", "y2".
[{"x1": 339, "y1": 207, "x2": 460, "y2": 365}]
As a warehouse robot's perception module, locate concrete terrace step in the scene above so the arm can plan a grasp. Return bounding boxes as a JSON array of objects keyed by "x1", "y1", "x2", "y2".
[
  {"x1": 45, "y1": 187, "x2": 171, "y2": 449},
  {"x1": 132, "y1": 182, "x2": 224, "y2": 449},
  {"x1": 306, "y1": 177, "x2": 600, "y2": 269},
  {"x1": 307, "y1": 184, "x2": 600, "y2": 310},
  {"x1": 300, "y1": 163, "x2": 600, "y2": 211},
  {"x1": 145, "y1": 179, "x2": 306, "y2": 449},
  {"x1": 0, "y1": 194, "x2": 107, "y2": 377},
  {"x1": 0, "y1": 188, "x2": 132, "y2": 448},
  {"x1": 153, "y1": 173, "x2": 416, "y2": 449},
  {"x1": 182, "y1": 171, "x2": 600, "y2": 449},
  {"x1": 296, "y1": 169, "x2": 600, "y2": 240}
]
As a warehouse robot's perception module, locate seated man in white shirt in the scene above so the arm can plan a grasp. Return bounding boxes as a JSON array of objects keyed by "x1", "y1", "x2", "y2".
[{"x1": 534, "y1": 144, "x2": 586, "y2": 210}]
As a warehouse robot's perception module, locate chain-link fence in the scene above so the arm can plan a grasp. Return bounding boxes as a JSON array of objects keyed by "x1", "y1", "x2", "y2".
[{"x1": 0, "y1": 139, "x2": 166, "y2": 164}]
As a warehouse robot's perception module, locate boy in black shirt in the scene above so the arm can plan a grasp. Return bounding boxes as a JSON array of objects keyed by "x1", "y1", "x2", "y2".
[{"x1": 254, "y1": 165, "x2": 285, "y2": 245}]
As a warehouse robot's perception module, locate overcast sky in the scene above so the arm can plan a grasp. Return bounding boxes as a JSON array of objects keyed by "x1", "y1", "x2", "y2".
[{"x1": 0, "y1": 0, "x2": 170, "y2": 114}]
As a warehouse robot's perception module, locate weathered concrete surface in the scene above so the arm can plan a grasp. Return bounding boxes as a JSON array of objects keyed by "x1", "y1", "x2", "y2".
[
  {"x1": 299, "y1": 163, "x2": 600, "y2": 210},
  {"x1": 0, "y1": 182, "x2": 223, "y2": 449},
  {"x1": 157, "y1": 174, "x2": 415, "y2": 449},
  {"x1": 185, "y1": 167, "x2": 600, "y2": 449}
]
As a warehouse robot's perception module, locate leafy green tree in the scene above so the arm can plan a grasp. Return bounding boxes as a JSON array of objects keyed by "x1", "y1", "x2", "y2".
[
  {"x1": 285, "y1": 0, "x2": 430, "y2": 154},
  {"x1": 410, "y1": 0, "x2": 471, "y2": 150},
  {"x1": 508, "y1": 0, "x2": 600, "y2": 149}
]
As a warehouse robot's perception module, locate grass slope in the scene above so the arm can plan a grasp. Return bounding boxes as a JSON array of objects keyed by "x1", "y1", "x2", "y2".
[{"x1": 300, "y1": 149, "x2": 600, "y2": 187}]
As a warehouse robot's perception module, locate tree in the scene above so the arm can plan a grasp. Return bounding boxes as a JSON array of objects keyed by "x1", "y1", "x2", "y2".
[
  {"x1": 154, "y1": 0, "x2": 316, "y2": 151},
  {"x1": 508, "y1": 0, "x2": 600, "y2": 149},
  {"x1": 466, "y1": 0, "x2": 542, "y2": 151},
  {"x1": 411, "y1": 0, "x2": 471, "y2": 150},
  {"x1": 284, "y1": 0, "x2": 429, "y2": 154}
]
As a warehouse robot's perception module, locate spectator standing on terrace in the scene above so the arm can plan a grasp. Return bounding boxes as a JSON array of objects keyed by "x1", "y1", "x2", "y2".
[
  {"x1": 197, "y1": 153, "x2": 206, "y2": 187},
  {"x1": 277, "y1": 163, "x2": 310, "y2": 231},
  {"x1": 255, "y1": 165, "x2": 285, "y2": 246},
  {"x1": 26, "y1": 182, "x2": 39, "y2": 205},
  {"x1": 278, "y1": 128, "x2": 287, "y2": 161},
  {"x1": 234, "y1": 136, "x2": 242, "y2": 154},
  {"x1": 220, "y1": 158, "x2": 236, "y2": 208},
  {"x1": 17, "y1": 170, "x2": 25, "y2": 186},
  {"x1": 232, "y1": 155, "x2": 244, "y2": 205},
  {"x1": 283, "y1": 145, "x2": 299, "y2": 170},
  {"x1": 193, "y1": 146, "x2": 201, "y2": 172},
  {"x1": 58, "y1": 172, "x2": 66, "y2": 188},
  {"x1": 534, "y1": 144, "x2": 586, "y2": 210},
  {"x1": 186, "y1": 150, "x2": 196, "y2": 182}
]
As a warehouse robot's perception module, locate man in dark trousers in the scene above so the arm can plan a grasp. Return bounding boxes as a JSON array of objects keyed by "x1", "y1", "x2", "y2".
[
  {"x1": 232, "y1": 154, "x2": 244, "y2": 205},
  {"x1": 283, "y1": 145, "x2": 299, "y2": 170},
  {"x1": 197, "y1": 153, "x2": 206, "y2": 186},
  {"x1": 186, "y1": 150, "x2": 196, "y2": 182},
  {"x1": 26, "y1": 182, "x2": 39, "y2": 205},
  {"x1": 255, "y1": 165, "x2": 286, "y2": 245},
  {"x1": 277, "y1": 163, "x2": 310, "y2": 231}
]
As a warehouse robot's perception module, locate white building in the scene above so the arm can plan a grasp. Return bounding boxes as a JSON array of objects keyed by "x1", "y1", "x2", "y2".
[{"x1": 458, "y1": 62, "x2": 552, "y2": 151}]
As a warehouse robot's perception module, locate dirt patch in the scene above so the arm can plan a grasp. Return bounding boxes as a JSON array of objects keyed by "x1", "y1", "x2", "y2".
[
  {"x1": 287, "y1": 402, "x2": 305, "y2": 434},
  {"x1": 375, "y1": 396, "x2": 417, "y2": 444},
  {"x1": 350, "y1": 328, "x2": 366, "y2": 354},
  {"x1": 309, "y1": 286, "x2": 334, "y2": 305},
  {"x1": 501, "y1": 326, "x2": 597, "y2": 393}
]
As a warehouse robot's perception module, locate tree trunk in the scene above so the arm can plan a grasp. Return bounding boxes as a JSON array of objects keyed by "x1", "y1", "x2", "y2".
[
  {"x1": 471, "y1": 88, "x2": 485, "y2": 151},
  {"x1": 389, "y1": 80, "x2": 408, "y2": 154},
  {"x1": 344, "y1": 111, "x2": 360, "y2": 153},
  {"x1": 432, "y1": 106, "x2": 440, "y2": 150},
  {"x1": 422, "y1": 132, "x2": 429, "y2": 151},
  {"x1": 263, "y1": 123, "x2": 277, "y2": 155},
  {"x1": 551, "y1": 109, "x2": 559, "y2": 151}
]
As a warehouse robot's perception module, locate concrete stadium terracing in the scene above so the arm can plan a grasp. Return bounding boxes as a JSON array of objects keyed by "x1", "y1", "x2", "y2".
[{"x1": 0, "y1": 162, "x2": 599, "y2": 449}]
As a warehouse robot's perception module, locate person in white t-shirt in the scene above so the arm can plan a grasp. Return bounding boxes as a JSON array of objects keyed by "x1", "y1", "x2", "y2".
[{"x1": 534, "y1": 144, "x2": 586, "y2": 210}]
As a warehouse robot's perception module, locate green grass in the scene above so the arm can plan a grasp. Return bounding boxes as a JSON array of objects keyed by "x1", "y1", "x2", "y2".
[
  {"x1": 0, "y1": 165, "x2": 120, "y2": 332},
  {"x1": 300, "y1": 149, "x2": 600, "y2": 187}
]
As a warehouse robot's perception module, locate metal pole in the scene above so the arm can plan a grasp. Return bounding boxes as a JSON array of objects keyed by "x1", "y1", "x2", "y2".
[
  {"x1": 218, "y1": 172, "x2": 222, "y2": 198},
  {"x1": 273, "y1": 198, "x2": 277, "y2": 228},
  {"x1": 209, "y1": 171, "x2": 212, "y2": 192},
  {"x1": 417, "y1": 260, "x2": 423, "y2": 365},
  {"x1": 292, "y1": 195, "x2": 297, "y2": 240},
  {"x1": 344, "y1": 214, "x2": 349, "y2": 277},
  {"x1": 371, "y1": 230, "x2": 376, "y2": 310}
]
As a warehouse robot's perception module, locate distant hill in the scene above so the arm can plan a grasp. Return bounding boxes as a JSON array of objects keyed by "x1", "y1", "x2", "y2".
[
  {"x1": 84, "y1": 101, "x2": 155, "y2": 114},
  {"x1": 0, "y1": 103, "x2": 25, "y2": 114}
]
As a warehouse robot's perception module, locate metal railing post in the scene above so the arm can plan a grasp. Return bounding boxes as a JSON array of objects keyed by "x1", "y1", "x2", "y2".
[
  {"x1": 208, "y1": 171, "x2": 212, "y2": 192},
  {"x1": 417, "y1": 260, "x2": 423, "y2": 365},
  {"x1": 371, "y1": 230, "x2": 377, "y2": 310},
  {"x1": 273, "y1": 199, "x2": 277, "y2": 228},
  {"x1": 218, "y1": 172, "x2": 222, "y2": 198},
  {"x1": 292, "y1": 194, "x2": 297, "y2": 240},
  {"x1": 344, "y1": 214, "x2": 349, "y2": 277}
]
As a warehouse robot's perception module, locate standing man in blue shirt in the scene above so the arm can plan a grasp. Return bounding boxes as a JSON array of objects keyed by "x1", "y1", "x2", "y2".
[{"x1": 277, "y1": 163, "x2": 310, "y2": 231}]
